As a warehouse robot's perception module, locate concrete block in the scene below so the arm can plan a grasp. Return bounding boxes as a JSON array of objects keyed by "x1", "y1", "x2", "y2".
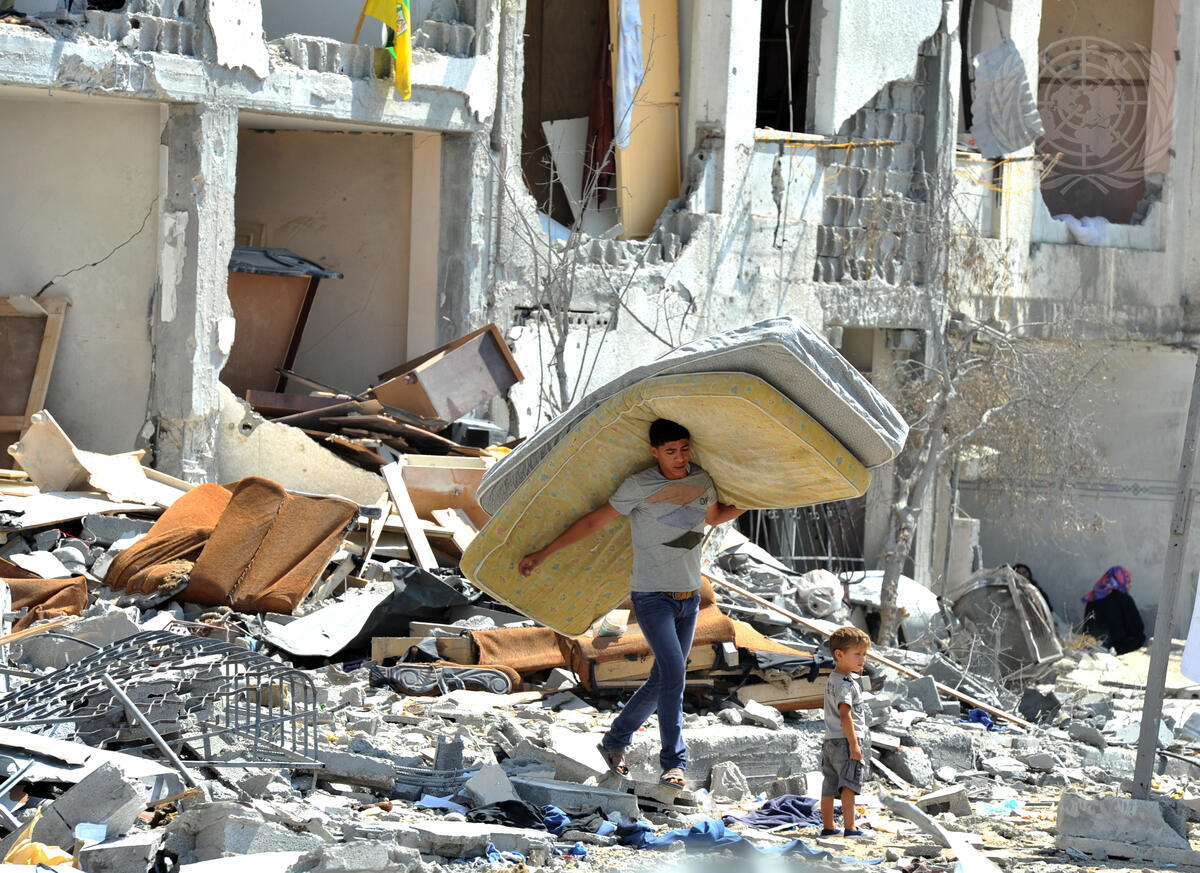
[
  {"x1": 742, "y1": 699, "x2": 784, "y2": 730},
  {"x1": 1055, "y1": 835, "x2": 1200, "y2": 866},
  {"x1": 980, "y1": 755, "x2": 1028, "y2": 780},
  {"x1": 32, "y1": 761, "x2": 148, "y2": 850},
  {"x1": 408, "y1": 820, "x2": 551, "y2": 859},
  {"x1": 914, "y1": 785, "x2": 971, "y2": 816},
  {"x1": 82, "y1": 513, "x2": 155, "y2": 546},
  {"x1": 462, "y1": 763, "x2": 517, "y2": 806},
  {"x1": 511, "y1": 776, "x2": 639, "y2": 819},
  {"x1": 907, "y1": 721, "x2": 976, "y2": 772},
  {"x1": 77, "y1": 831, "x2": 162, "y2": 873},
  {"x1": 905, "y1": 676, "x2": 941, "y2": 714},
  {"x1": 624, "y1": 725, "x2": 811, "y2": 791},
  {"x1": 167, "y1": 802, "x2": 324, "y2": 864},
  {"x1": 512, "y1": 727, "x2": 609, "y2": 782},
  {"x1": 319, "y1": 750, "x2": 396, "y2": 792},
  {"x1": 1057, "y1": 792, "x2": 1189, "y2": 849},
  {"x1": 1112, "y1": 718, "x2": 1173, "y2": 748},
  {"x1": 17, "y1": 609, "x2": 141, "y2": 670},
  {"x1": 286, "y1": 841, "x2": 421, "y2": 872},
  {"x1": 709, "y1": 761, "x2": 750, "y2": 802},
  {"x1": 881, "y1": 746, "x2": 934, "y2": 788},
  {"x1": 1067, "y1": 721, "x2": 1107, "y2": 750},
  {"x1": 1017, "y1": 752, "x2": 1057, "y2": 772},
  {"x1": 718, "y1": 707, "x2": 743, "y2": 726},
  {"x1": 1018, "y1": 687, "x2": 1063, "y2": 723}
]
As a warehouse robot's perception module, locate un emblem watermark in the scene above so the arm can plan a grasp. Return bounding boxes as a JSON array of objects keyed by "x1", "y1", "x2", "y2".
[{"x1": 1037, "y1": 36, "x2": 1174, "y2": 196}]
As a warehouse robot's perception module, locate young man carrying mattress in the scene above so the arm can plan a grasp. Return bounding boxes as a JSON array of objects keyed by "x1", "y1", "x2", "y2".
[{"x1": 518, "y1": 418, "x2": 745, "y2": 790}]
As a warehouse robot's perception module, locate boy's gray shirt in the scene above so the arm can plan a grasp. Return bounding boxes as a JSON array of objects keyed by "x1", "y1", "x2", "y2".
[
  {"x1": 824, "y1": 671, "x2": 869, "y2": 742},
  {"x1": 608, "y1": 463, "x2": 716, "y2": 593}
]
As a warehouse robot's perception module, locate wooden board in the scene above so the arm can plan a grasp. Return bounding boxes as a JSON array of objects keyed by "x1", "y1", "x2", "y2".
[
  {"x1": 371, "y1": 635, "x2": 475, "y2": 665},
  {"x1": 382, "y1": 462, "x2": 438, "y2": 571},
  {"x1": 0, "y1": 296, "x2": 70, "y2": 469},
  {"x1": 591, "y1": 640, "x2": 717, "y2": 684},
  {"x1": 431, "y1": 508, "x2": 477, "y2": 552},
  {"x1": 735, "y1": 674, "x2": 829, "y2": 712}
]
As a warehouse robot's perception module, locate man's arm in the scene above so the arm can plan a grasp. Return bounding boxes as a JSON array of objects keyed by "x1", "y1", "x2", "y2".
[
  {"x1": 706, "y1": 501, "x2": 746, "y2": 526},
  {"x1": 839, "y1": 703, "x2": 862, "y2": 761},
  {"x1": 519, "y1": 502, "x2": 621, "y2": 576}
]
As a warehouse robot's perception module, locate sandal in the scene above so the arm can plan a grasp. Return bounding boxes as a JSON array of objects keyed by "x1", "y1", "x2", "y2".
[
  {"x1": 659, "y1": 767, "x2": 685, "y2": 790},
  {"x1": 597, "y1": 743, "x2": 629, "y2": 776}
]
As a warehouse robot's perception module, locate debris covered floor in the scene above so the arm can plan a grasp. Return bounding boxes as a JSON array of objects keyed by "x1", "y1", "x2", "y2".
[{"x1": 1, "y1": 399, "x2": 1199, "y2": 873}]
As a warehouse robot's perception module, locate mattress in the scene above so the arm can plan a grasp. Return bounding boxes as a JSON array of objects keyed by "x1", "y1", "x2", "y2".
[
  {"x1": 459, "y1": 371, "x2": 871, "y2": 634},
  {"x1": 478, "y1": 316, "x2": 907, "y2": 515}
]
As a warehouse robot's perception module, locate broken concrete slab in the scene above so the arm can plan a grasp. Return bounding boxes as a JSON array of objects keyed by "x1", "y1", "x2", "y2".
[
  {"x1": 179, "y1": 852, "x2": 307, "y2": 872},
  {"x1": 82, "y1": 513, "x2": 155, "y2": 547},
  {"x1": 907, "y1": 719, "x2": 977, "y2": 772},
  {"x1": 980, "y1": 755, "x2": 1028, "y2": 780},
  {"x1": 709, "y1": 760, "x2": 750, "y2": 802},
  {"x1": 0, "y1": 761, "x2": 148, "y2": 857},
  {"x1": 407, "y1": 820, "x2": 552, "y2": 859},
  {"x1": 16, "y1": 606, "x2": 140, "y2": 670},
  {"x1": 881, "y1": 745, "x2": 934, "y2": 788},
  {"x1": 76, "y1": 831, "x2": 163, "y2": 873},
  {"x1": 905, "y1": 675, "x2": 941, "y2": 714},
  {"x1": 511, "y1": 776, "x2": 639, "y2": 819},
  {"x1": 914, "y1": 784, "x2": 972, "y2": 816},
  {"x1": 1017, "y1": 687, "x2": 1063, "y2": 723},
  {"x1": 318, "y1": 750, "x2": 397, "y2": 792},
  {"x1": 1066, "y1": 721, "x2": 1107, "y2": 750},
  {"x1": 1055, "y1": 835, "x2": 1200, "y2": 866},
  {"x1": 511, "y1": 727, "x2": 610, "y2": 782},
  {"x1": 741, "y1": 699, "x2": 784, "y2": 729},
  {"x1": 165, "y1": 802, "x2": 325, "y2": 864},
  {"x1": 462, "y1": 763, "x2": 518, "y2": 806},
  {"x1": 286, "y1": 841, "x2": 421, "y2": 872},
  {"x1": 1056, "y1": 792, "x2": 1190, "y2": 850}
]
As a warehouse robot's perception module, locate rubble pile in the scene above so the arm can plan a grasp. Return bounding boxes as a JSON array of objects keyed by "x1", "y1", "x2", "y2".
[{"x1": 2, "y1": 333, "x2": 1200, "y2": 872}]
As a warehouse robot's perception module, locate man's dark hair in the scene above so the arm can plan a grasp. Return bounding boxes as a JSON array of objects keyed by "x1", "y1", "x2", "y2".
[{"x1": 649, "y1": 418, "x2": 690, "y2": 447}]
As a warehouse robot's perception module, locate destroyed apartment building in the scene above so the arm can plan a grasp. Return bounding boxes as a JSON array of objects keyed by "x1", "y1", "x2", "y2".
[{"x1": 3, "y1": 0, "x2": 1200, "y2": 871}]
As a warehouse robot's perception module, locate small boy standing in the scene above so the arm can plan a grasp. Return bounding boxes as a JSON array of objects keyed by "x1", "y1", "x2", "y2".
[{"x1": 821, "y1": 625, "x2": 872, "y2": 837}]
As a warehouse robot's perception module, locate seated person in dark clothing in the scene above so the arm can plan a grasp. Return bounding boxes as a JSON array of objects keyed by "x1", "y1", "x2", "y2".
[
  {"x1": 1012, "y1": 562, "x2": 1054, "y2": 614},
  {"x1": 1080, "y1": 566, "x2": 1146, "y2": 655}
]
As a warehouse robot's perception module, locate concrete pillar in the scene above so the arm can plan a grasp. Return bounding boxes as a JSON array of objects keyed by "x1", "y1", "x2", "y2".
[
  {"x1": 439, "y1": 132, "x2": 496, "y2": 345},
  {"x1": 151, "y1": 102, "x2": 238, "y2": 482}
]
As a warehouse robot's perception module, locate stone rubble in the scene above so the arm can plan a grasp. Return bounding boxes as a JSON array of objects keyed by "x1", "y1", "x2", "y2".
[{"x1": 2, "y1": 522, "x2": 1200, "y2": 873}]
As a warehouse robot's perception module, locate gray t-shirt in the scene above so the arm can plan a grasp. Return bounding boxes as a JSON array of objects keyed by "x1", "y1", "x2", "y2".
[
  {"x1": 824, "y1": 671, "x2": 870, "y2": 743},
  {"x1": 608, "y1": 464, "x2": 717, "y2": 593}
]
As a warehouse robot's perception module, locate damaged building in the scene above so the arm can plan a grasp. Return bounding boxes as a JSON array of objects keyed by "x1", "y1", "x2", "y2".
[{"x1": 0, "y1": 0, "x2": 1198, "y2": 641}]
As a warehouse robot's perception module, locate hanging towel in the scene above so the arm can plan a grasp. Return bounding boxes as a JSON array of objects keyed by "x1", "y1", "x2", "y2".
[{"x1": 970, "y1": 38, "x2": 1044, "y2": 158}]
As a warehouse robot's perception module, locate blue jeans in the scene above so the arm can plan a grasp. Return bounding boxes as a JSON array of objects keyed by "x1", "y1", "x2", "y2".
[{"x1": 603, "y1": 591, "x2": 700, "y2": 772}]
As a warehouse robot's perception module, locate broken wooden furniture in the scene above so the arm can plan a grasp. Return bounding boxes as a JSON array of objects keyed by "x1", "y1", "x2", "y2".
[
  {"x1": 0, "y1": 295, "x2": 69, "y2": 469},
  {"x1": 221, "y1": 247, "x2": 343, "y2": 398}
]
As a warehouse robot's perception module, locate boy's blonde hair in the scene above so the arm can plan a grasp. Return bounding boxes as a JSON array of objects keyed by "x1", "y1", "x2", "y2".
[{"x1": 829, "y1": 625, "x2": 871, "y2": 657}]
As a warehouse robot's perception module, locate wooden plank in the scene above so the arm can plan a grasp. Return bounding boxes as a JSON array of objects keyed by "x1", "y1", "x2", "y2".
[
  {"x1": 431, "y1": 508, "x2": 477, "y2": 552},
  {"x1": 735, "y1": 675, "x2": 829, "y2": 711},
  {"x1": 359, "y1": 494, "x2": 392, "y2": 569},
  {"x1": 23, "y1": 297, "x2": 69, "y2": 424},
  {"x1": 0, "y1": 614, "x2": 79, "y2": 647},
  {"x1": 591, "y1": 642, "x2": 717, "y2": 684},
  {"x1": 273, "y1": 398, "x2": 383, "y2": 429},
  {"x1": 382, "y1": 461, "x2": 438, "y2": 571},
  {"x1": 245, "y1": 389, "x2": 347, "y2": 417},
  {"x1": 371, "y1": 635, "x2": 475, "y2": 665}
]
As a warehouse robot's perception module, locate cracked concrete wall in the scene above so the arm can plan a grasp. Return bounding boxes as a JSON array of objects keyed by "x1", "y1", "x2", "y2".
[
  {"x1": 0, "y1": 93, "x2": 158, "y2": 454},
  {"x1": 151, "y1": 102, "x2": 238, "y2": 482},
  {"x1": 234, "y1": 129, "x2": 415, "y2": 391}
]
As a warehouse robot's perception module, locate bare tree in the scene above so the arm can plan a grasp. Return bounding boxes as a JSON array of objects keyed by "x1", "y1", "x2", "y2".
[{"x1": 871, "y1": 167, "x2": 1110, "y2": 646}]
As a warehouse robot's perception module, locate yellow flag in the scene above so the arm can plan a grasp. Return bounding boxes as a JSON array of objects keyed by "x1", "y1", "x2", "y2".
[{"x1": 362, "y1": 0, "x2": 412, "y2": 100}]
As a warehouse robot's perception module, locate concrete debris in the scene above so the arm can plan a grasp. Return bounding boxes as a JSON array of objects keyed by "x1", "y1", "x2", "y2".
[{"x1": 3, "y1": 409, "x2": 1199, "y2": 873}]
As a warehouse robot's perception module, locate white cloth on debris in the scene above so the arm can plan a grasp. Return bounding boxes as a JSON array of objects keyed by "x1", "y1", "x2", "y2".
[
  {"x1": 970, "y1": 37, "x2": 1044, "y2": 158},
  {"x1": 614, "y1": 0, "x2": 644, "y2": 150},
  {"x1": 1053, "y1": 214, "x2": 1111, "y2": 246}
]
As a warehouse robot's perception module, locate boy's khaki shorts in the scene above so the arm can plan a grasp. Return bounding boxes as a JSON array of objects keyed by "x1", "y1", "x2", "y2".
[{"x1": 821, "y1": 738, "x2": 869, "y2": 795}]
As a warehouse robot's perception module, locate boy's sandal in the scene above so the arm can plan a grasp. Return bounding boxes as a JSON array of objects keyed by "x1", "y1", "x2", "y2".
[
  {"x1": 597, "y1": 743, "x2": 629, "y2": 776},
  {"x1": 659, "y1": 768, "x2": 685, "y2": 790}
]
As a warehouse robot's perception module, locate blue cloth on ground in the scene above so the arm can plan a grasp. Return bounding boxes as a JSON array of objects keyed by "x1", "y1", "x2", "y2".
[
  {"x1": 617, "y1": 818, "x2": 882, "y2": 862},
  {"x1": 541, "y1": 805, "x2": 570, "y2": 835},
  {"x1": 722, "y1": 794, "x2": 825, "y2": 829},
  {"x1": 962, "y1": 708, "x2": 1005, "y2": 732}
]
